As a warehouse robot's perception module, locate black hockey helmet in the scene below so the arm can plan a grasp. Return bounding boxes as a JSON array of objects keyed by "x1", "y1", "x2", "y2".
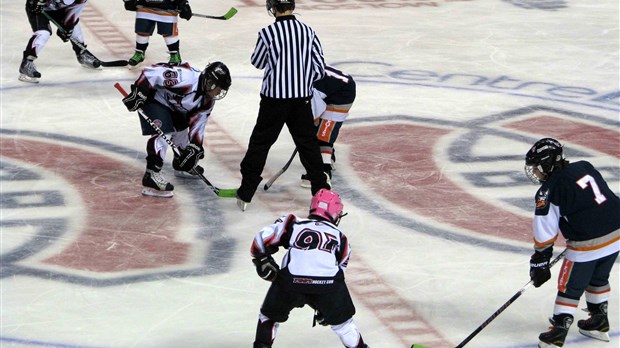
[
  {"x1": 266, "y1": 0, "x2": 295, "y2": 14},
  {"x1": 524, "y1": 138, "x2": 567, "y2": 184},
  {"x1": 199, "y1": 61, "x2": 231, "y2": 100}
]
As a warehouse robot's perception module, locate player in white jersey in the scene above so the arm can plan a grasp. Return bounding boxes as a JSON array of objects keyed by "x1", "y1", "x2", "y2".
[
  {"x1": 250, "y1": 189, "x2": 369, "y2": 348},
  {"x1": 19, "y1": 0, "x2": 99, "y2": 83},
  {"x1": 123, "y1": 0, "x2": 192, "y2": 67},
  {"x1": 121, "y1": 61, "x2": 231, "y2": 197}
]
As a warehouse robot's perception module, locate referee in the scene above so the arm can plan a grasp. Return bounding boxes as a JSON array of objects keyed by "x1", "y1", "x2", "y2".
[{"x1": 236, "y1": 0, "x2": 331, "y2": 211}]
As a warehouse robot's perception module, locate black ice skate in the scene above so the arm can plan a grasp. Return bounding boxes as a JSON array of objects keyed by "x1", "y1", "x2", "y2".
[
  {"x1": 578, "y1": 302, "x2": 610, "y2": 342},
  {"x1": 18, "y1": 55, "x2": 41, "y2": 83},
  {"x1": 142, "y1": 169, "x2": 174, "y2": 198},
  {"x1": 76, "y1": 49, "x2": 101, "y2": 68},
  {"x1": 538, "y1": 314, "x2": 573, "y2": 348}
]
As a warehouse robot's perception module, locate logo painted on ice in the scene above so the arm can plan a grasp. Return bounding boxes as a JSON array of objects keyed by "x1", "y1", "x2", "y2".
[
  {"x1": 0, "y1": 131, "x2": 233, "y2": 286},
  {"x1": 339, "y1": 106, "x2": 619, "y2": 251}
]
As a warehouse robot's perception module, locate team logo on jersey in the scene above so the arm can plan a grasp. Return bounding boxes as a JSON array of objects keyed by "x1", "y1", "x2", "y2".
[{"x1": 536, "y1": 189, "x2": 549, "y2": 209}]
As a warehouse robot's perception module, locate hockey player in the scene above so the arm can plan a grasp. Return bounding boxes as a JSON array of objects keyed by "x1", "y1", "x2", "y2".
[
  {"x1": 301, "y1": 65, "x2": 356, "y2": 188},
  {"x1": 121, "y1": 61, "x2": 231, "y2": 197},
  {"x1": 250, "y1": 189, "x2": 369, "y2": 348},
  {"x1": 524, "y1": 138, "x2": 619, "y2": 348},
  {"x1": 19, "y1": 0, "x2": 99, "y2": 83},
  {"x1": 123, "y1": 0, "x2": 192, "y2": 67}
]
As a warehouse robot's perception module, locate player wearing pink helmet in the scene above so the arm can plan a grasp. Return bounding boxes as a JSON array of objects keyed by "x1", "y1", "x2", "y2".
[{"x1": 250, "y1": 189, "x2": 368, "y2": 348}]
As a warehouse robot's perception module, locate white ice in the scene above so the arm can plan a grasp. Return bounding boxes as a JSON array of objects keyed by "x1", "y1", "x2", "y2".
[{"x1": 1, "y1": 1, "x2": 618, "y2": 348}]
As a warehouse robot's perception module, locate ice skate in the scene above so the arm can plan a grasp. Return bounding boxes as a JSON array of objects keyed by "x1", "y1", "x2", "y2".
[
  {"x1": 538, "y1": 314, "x2": 573, "y2": 348},
  {"x1": 18, "y1": 56, "x2": 41, "y2": 83},
  {"x1": 300, "y1": 174, "x2": 311, "y2": 188},
  {"x1": 142, "y1": 169, "x2": 174, "y2": 198},
  {"x1": 236, "y1": 193, "x2": 249, "y2": 212},
  {"x1": 77, "y1": 49, "x2": 101, "y2": 68},
  {"x1": 128, "y1": 50, "x2": 145, "y2": 68},
  {"x1": 168, "y1": 51, "x2": 181, "y2": 65},
  {"x1": 301, "y1": 166, "x2": 332, "y2": 188},
  {"x1": 578, "y1": 302, "x2": 610, "y2": 342}
]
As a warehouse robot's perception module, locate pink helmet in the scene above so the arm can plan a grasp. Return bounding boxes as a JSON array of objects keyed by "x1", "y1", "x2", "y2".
[{"x1": 309, "y1": 189, "x2": 344, "y2": 224}]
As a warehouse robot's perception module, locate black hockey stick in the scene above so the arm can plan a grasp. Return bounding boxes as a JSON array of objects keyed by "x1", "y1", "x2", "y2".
[
  {"x1": 42, "y1": 11, "x2": 128, "y2": 67},
  {"x1": 448, "y1": 249, "x2": 567, "y2": 348},
  {"x1": 114, "y1": 82, "x2": 237, "y2": 198},
  {"x1": 193, "y1": 7, "x2": 237, "y2": 20},
  {"x1": 263, "y1": 149, "x2": 298, "y2": 191}
]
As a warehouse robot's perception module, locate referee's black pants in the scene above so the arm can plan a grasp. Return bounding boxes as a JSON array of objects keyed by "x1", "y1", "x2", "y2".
[{"x1": 238, "y1": 95, "x2": 330, "y2": 202}]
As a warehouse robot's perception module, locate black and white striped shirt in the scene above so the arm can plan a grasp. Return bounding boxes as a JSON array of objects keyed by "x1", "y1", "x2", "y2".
[{"x1": 251, "y1": 15, "x2": 325, "y2": 99}]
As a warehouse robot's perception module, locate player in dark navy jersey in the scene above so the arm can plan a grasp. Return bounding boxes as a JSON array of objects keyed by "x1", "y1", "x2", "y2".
[{"x1": 524, "y1": 138, "x2": 619, "y2": 348}]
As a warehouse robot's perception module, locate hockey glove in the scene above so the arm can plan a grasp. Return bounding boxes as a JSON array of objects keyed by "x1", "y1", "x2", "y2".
[
  {"x1": 179, "y1": 1, "x2": 192, "y2": 20},
  {"x1": 124, "y1": 0, "x2": 137, "y2": 11},
  {"x1": 530, "y1": 250, "x2": 552, "y2": 287},
  {"x1": 252, "y1": 255, "x2": 279, "y2": 282},
  {"x1": 28, "y1": 0, "x2": 46, "y2": 14},
  {"x1": 172, "y1": 143, "x2": 204, "y2": 173},
  {"x1": 56, "y1": 27, "x2": 73, "y2": 42},
  {"x1": 122, "y1": 84, "x2": 149, "y2": 112}
]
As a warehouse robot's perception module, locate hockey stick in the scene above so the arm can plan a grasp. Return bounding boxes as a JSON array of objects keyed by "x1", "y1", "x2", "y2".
[
  {"x1": 193, "y1": 7, "x2": 237, "y2": 20},
  {"x1": 263, "y1": 148, "x2": 298, "y2": 191},
  {"x1": 447, "y1": 249, "x2": 567, "y2": 348},
  {"x1": 114, "y1": 82, "x2": 237, "y2": 198},
  {"x1": 42, "y1": 11, "x2": 128, "y2": 67}
]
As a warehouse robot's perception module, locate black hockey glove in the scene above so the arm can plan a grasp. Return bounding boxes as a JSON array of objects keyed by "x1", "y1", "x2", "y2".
[
  {"x1": 172, "y1": 143, "x2": 204, "y2": 172},
  {"x1": 252, "y1": 255, "x2": 279, "y2": 282},
  {"x1": 124, "y1": 0, "x2": 137, "y2": 11},
  {"x1": 56, "y1": 27, "x2": 73, "y2": 42},
  {"x1": 179, "y1": 1, "x2": 192, "y2": 20},
  {"x1": 122, "y1": 84, "x2": 149, "y2": 112},
  {"x1": 530, "y1": 250, "x2": 552, "y2": 288}
]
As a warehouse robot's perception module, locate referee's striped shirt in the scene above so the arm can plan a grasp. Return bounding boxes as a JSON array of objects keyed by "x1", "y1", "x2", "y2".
[{"x1": 251, "y1": 15, "x2": 325, "y2": 99}]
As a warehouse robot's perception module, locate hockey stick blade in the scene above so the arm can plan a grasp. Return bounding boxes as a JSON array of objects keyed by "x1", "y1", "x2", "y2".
[
  {"x1": 114, "y1": 82, "x2": 237, "y2": 198},
  {"x1": 101, "y1": 60, "x2": 129, "y2": 67},
  {"x1": 193, "y1": 7, "x2": 237, "y2": 20}
]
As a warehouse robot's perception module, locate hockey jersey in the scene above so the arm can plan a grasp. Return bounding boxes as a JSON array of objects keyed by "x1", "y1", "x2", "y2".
[
  {"x1": 135, "y1": 63, "x2": 214, "y2": 145},
  {"x1": 311, "y1": 65, "x2": 356, "y2": 121},
  {"x1": 532, "y1": 160, "x2": 620, "y2": 262},
  {"x1": 251, "y1": 214, "x2": 351, "y2": 293}
]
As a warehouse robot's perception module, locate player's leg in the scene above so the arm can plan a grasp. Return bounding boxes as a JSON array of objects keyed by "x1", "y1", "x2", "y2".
[
  {"x1": 254, "y1": 283, "x2": 302, "y2": 348},
  {"x1": 129, "y1": 18, "x2": 155, "y2": 67},
  {"x1": 578, "y1": 251, "x2": 618, "y2": 342},
  {"x1": 140, "y1": 102, "x2": 176, "y2": 197},
  {"x1": 157, "y1": 22, "x2": 181, "y2": 65},
  {"x1": 19, "y1": 6, "x2": 51, "y2": 82}
]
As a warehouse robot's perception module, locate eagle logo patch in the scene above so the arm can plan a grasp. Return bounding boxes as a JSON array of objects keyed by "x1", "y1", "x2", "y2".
[{"x1": 536, "y1": 189, "x2": 549, "y2": 209}]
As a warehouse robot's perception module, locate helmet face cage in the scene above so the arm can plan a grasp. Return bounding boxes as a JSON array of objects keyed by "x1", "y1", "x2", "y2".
[
  {"x1": 524, "y1": 138, "x2": 564, "y2": 184},
  {"x1": 309, "y1": 189, "x2": 344, "y2": 225},
  {"x1": 201, "y1": 62, "x2": 231, "y2": 100}
]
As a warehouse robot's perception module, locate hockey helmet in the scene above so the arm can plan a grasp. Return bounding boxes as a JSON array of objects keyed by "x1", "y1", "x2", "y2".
[
  {"x1": 200, "y1": 61, "x2": 231, "y2": 100},
  {"x1": 266, "y1": 0, "x2": 295, "y2": 13},
  {"x1": 309, "y1": 189, "x2": 345, "y2": 225},
  {"x1": 524, "y1": 138, "x2": 567, "y2": 184}
]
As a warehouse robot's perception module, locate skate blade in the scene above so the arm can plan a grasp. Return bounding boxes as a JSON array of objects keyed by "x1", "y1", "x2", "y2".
[
  {"x1": 142, "y1": 187, "x2": 174, "y2": 198},
  {"x1": 18, "y1": 74, "x2": 40, "y2": 83},
  {"x1": 236, "y1": 198, "x2": 248, "y2": 212},
  {"x1": 300, "y1": 179, "x2": 311, "y2": 188},
  {"x1": 538, "y1": 341, "x2": 562, "y2": 348},
  {"x1": 578, "y1": 328, "x2": 610, "y2": 342},
  {"x1": 174, "y1": 170, "x2": 200, "y2": 179}
]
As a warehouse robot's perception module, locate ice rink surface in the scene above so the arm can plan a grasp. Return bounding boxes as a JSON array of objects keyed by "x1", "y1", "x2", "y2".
[{"x1": 1, "y1": 0, "x2": 619, "y2": 347}]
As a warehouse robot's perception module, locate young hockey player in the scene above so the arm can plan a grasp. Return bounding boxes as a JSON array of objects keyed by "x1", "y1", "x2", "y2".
[
  {"x1": 121, "y1": 61, "x2": 231, "y2": 197},
  {"x1": 250, "y1": 189, "x2": 369, "y2": 348},
  {"x1": 123, "y1": 0, "x2": 192, "y2": 67},
  {"x1": 19, "y1": 0, "x2": 99, "y2": 83},
  {"x1": 301, "y1": 65, "x2": 356, "y2": 187},
  {"x1": 524, "y1": 138, "x2": 619, "y2": 347}
]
